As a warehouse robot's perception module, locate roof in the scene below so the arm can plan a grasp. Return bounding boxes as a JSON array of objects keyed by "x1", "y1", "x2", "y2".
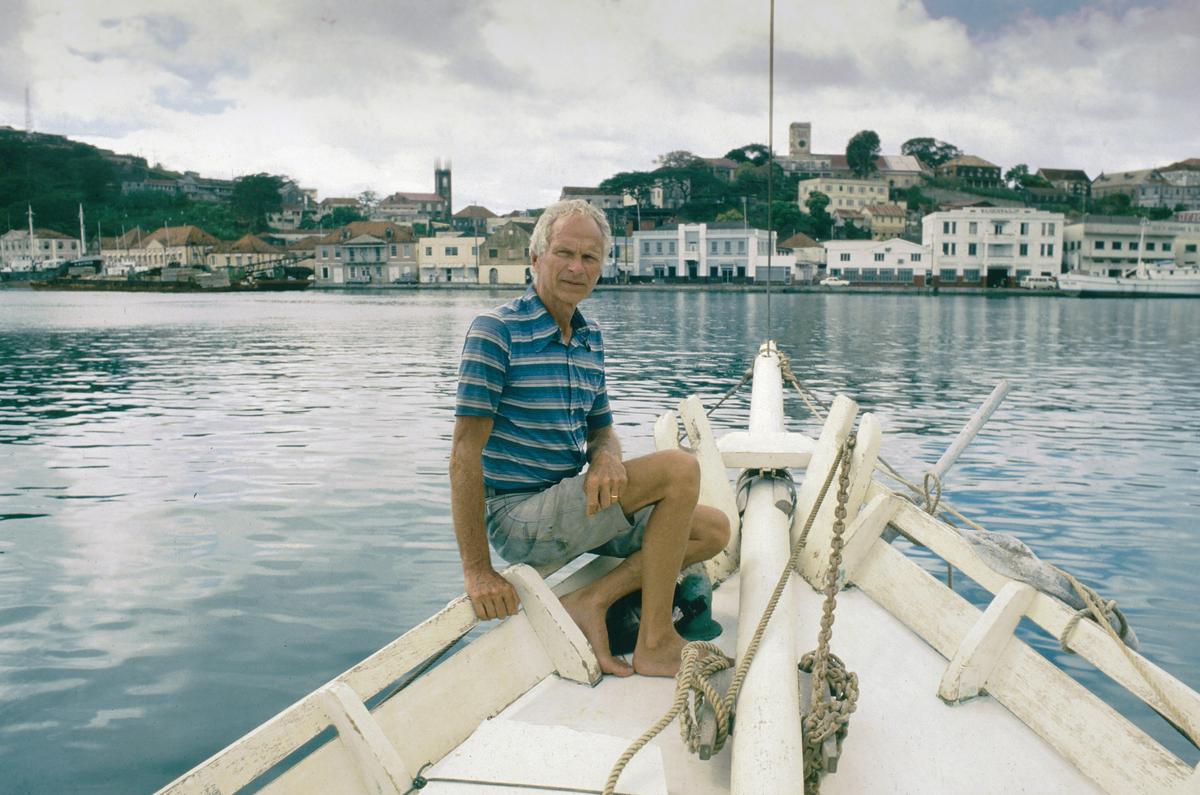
[
  {"x1": 211, "y1": 234, "x2": 284, "y2": 255},
  {"x1": 286, "y1": 236, "x2": 322, "y2": 251},
  {"x1": 1162, "y1": 158, "x2": 1200, "y2": 172},
  {"x1": 1037, "y1": 168, "x2": 1091, "y2": 182},
  {"x1": 319, "y1": 197, "x2": 359, "y2": 207},
  {"x1": 143, "y1": 225, "x2": 219, "y2": 248},
  {"x1": 1092, "y1": 169, "x2": 1167, "y2": 188},
  {"x1": 863, "y1": 203, "x2": 907, "y2": 217},
  {"x1": 318, "y1": 221, "x2": 416, "y2": 244},
  {"x1": 701, "y1": 157, "x2": 740, "y2": 169},
  {"x1": 33, "y1": 228, "x2": 74, "y2": 239},
  {"x1": 384, "y1": 192, "x2": 444, "y2": 203},
  {"x1": 833, "y1": 208, "x2": 865, "y2": 220},
  {"x1": 454, "y1": 205, "x2": 497, "y2": 219},
  {"x1": 940, "y1": 154, "x2": 1000, "y2": 170},
  {"x1": 778, "y1": 232, "x2": 821, "y2": 249}
]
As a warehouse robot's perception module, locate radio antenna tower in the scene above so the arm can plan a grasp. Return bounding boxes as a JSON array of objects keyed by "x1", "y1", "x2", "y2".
[{"x1": 25, "y1": 85, "x2": 34, "y2": 138}]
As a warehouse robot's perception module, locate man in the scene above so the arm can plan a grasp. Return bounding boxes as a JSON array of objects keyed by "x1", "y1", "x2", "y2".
[{"x1": 449, "y1": 199, "x2": 730, "y2": 677}]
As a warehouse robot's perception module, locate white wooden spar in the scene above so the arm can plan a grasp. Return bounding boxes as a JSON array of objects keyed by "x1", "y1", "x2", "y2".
[{"x1": 729, "y1": 341, "x2": 806, "y2": 792}]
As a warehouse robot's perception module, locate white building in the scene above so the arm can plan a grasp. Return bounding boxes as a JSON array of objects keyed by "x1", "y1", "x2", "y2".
[
  {"x1": 1063, "y1": 216, "x2": 1200, "y2": 275},
  {"x1": 923, "y1": 207, "x2": 1064, "y2": 287},
  {"x1": 824, "y1": 239, "x2": 931, "y2": 286},
  {"x1": 631, "y1": 223, "x2": 790, "y2": 282},
  {"x1": 798, "y1": 176, "x2": 889, "y2": 212},
  {"x1": 418, "y1": 232, "x2": 485, "y2": 283},
  {"x1": 1, "y1": 228, "x2": 80, "y2": 269}
]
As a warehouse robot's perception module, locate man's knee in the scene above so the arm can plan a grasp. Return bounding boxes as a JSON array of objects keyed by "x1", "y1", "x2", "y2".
[
  {"x1": 694, "y1": 505, "x2": 731, "y2": 557},
  {"x1": 655, "y1": 449, "x2": 700, "y2": 497}
]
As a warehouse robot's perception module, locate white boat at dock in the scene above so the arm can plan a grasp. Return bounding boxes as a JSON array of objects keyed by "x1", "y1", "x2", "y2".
[
  {"x1": 156, "y1": 342, "x2": 1200, "y2": 795},
  {"x1": 1058, "y1": 260, "x2": 1200, "y2": 297}
]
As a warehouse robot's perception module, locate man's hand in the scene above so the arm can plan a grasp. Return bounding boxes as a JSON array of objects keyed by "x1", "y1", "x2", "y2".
[
  {"x1": 464, "y1": 566, "x2": 521, "y2": 620},
  {"x1": 584, "y1": 450, "x2": 627, "y2": 516}
]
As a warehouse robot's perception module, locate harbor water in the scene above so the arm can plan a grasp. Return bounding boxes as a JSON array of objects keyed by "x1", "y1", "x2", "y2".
[{"x1": 1, "y1": 288, "x2": 1198, "y2": 792}]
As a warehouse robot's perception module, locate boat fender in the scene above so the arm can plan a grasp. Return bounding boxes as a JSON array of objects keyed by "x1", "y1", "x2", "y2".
[{"x1": 604, "y1": 563, "x2": 723, "y2": 655}]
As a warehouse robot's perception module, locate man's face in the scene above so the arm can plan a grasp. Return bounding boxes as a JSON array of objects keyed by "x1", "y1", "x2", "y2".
[{"x1": 532, "y1": 214, "x2": 605, "y2": 311}]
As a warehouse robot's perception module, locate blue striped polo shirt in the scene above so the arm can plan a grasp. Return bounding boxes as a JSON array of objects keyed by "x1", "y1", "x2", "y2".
[{"x1": 456, "y1": 289, "x2": 613, "y2": 491}]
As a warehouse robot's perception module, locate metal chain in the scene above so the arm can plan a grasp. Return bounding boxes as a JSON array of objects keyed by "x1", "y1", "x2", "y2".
[{"x1": 799, "y1": 435, "x2": 860, "y2": 793}]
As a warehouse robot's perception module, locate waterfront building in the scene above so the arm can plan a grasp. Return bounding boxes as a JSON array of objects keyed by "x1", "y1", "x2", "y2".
[
  {"x1": 1063, "y1": 216, "x2": 1200, "y2": 275},
  {"x1": 824, "y1": 239, "x2": 931, "y2": 286},
  {"x1": 123, "y1": 225, "x2": 218, "y2": 270},
  {"x1": 1091, "y1": 169, "x2": 1173, "y2": 209},
  {"x1": 923, "y1": 207, "x2": 1064, "y2": 286},
  {"x1": 206, "y1": 235, "x2": 286, "y2": 270},
  {"x1": 935, "y1": 155, "x2": 1002, "y2": 189},
  {"x1": 861, "y1": 203, "x2": 908, "y2": 240},
  {"x1": 1160, "y1": 161, "x2": 1200, "y2": 210},
  {"x1": 120, "y1": 177, "x2": 179, "y2": 196},
  {"x1": 178, "y1": 172, "x2": 235, "y2": 203},
  {"x1": 478, "y1": 220, "x2": 534, "y2": 286},
  {"x1": 799, "y1": 176, "x2": 889, "y2": 212},
  {"x1": 313, "y1": 222, "x2": 417, "y2": 286},
  {"x1": 778, "y1": 232, "x2": 824, "y2": 283},
  {"x1": 0, "y1": 228, "x2": 80, "y2": 268},
  {"x1": 631, "y1": 222, "x2": 789, "y2": 282},
  {"x1": 418, "y1": 231, "x2": 485, "y2": 283}
]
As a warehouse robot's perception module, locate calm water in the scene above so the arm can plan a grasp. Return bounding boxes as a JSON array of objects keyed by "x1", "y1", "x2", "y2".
[{"x1": 1, "y1": 289, "x2": 1198, "y2": 792}]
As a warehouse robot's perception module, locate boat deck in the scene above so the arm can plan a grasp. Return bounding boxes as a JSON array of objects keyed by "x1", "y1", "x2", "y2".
[{"x1": 424, "y1": 568, "x2": 1100, "y2": 794}]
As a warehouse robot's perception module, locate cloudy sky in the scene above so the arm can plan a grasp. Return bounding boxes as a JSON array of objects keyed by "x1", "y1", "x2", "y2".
[{"x1": 1, "y1": 0, "x2": 1196, "y2": 213}]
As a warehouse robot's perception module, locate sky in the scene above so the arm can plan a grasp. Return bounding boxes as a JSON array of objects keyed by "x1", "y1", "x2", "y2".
[{"x1": 1, "y1": 0, "x2": 1196, "y2": 214}]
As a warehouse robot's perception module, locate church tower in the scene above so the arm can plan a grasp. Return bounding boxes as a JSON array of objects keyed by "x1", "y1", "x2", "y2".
[
  {"x1": 789, "y1": 122, "x2": 812, "y2": 157},
  {"x1": 434, "y1": 159, "x2": 452, "y2": 222}
]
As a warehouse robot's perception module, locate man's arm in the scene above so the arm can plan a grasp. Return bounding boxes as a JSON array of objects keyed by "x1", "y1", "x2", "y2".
[
  {"x1": 584, "y1": 424, "x2": 627, "y2": 516},
  {"x1": 449, "y1": 415, "x2": 520, "y2": 620}
]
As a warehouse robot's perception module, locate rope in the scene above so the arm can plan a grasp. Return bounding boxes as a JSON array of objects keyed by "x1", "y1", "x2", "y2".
[
  {"x1": 603, "y1": 438, "x2": 855, "y2": 795},
  {"x1": 774, "y1": 354, "x2": 1200, "y2": 752},
  {"x1": 1056, "y1": 566, "x2": 1200, "y2": 749}
]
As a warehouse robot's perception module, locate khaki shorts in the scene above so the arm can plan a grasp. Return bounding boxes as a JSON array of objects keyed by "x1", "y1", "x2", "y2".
[{"x1": 485, "y1": 471, "x2": 653, "y2": 570}]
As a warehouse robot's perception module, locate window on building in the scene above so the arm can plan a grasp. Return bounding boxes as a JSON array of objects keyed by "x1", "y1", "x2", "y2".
[
  {"x1": 860, "y1": 268, "x2": 878, "y2": 282},
  {"x1": 1019, "y1": 243, "x2": 1028, "y2": 256},
  {"x1": 993, "y1": 224, "x2": 1004, "y2": 235},
  {"x1": 1186, "y1": 244, "x2": 1197, "y2": 253},
  {"x1": 942, "y1": 221, "x2": 956, "y2": 234},
  {"x1": 968, "y1": 222, "x2": 978, "y2": 235},
  {"x1": 1112, "y1": 241, "x2": 1122, "y2": 250},
  {"x1": 1163, "y1": 242, "x2": 1172, "y2": 252},
  {"x1": 897, "y1": 268, "x2": 913, "y2": 282},
  {"x1": 738, "y1": 240, "x2": 746, "y2": 254},
  {"x1": 446, "y1": 246, "x2": 459, "y2": 256},
  {"x1": 874, "y1": 253, "x2": 885, "y2": 262},
  {"x1": 668, "y1": 242, "x2": 676, "y2": 254},
  {"x1": 710, "y1": 241, "x2": 718, "y2": 254},
  {"x1": 839, "y1": 253, "x2": 851, "y2": 262},
  {"x1": 724, "y1": 241, "x2": 731, "y2": 253},
  {"x1": 911, "y1": 253, "x2": 921, "y2": 262},
  {"x1": 1095, "y1": 241, "x2": 1105, "y2": 250},
  {"x1": 642, "y1": 242, "x2": 650, "y2": 254},
  {"x1": 709, "y1": 266, "x2": 718, "y2": 277},
  {"x1": 1020, "y1": 222, "x2": 1029, "y2": 235},
  {"x1": 489, "y1": 248, "x2": 499, "y2": 258},
  {"x1": 963, "y1": 269, "x2": 980, "y2": 282},
  {"x1": 968, "y1": 243, "x2": 977, "y2": 256},
  {"x1": 1146, "y1": 242, "x2": 1156, "y2": 251},
  {"x1": 878, "y1": 269, "x2": 895, "y2": 282},
  {"x1": 939, "y1": 268, "x2": 957, "y2": 281},
  {"x1": 1016, "y1": 269, "x2": 1030, "y2": 279},
  {"x1": 391, "y1": 245, "x2": 397, "y2": 256},
  {"x1": 425, "y1": 246, "x2": 432, "y2": 256},
  {"x1": 843, "y1": 269, "x2": 859, "y2": 280},
  {"x1": 655, "y1": 242, "x2": 663, "y2": 254}
]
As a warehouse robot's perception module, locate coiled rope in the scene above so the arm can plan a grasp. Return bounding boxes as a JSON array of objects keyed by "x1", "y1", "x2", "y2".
[{"x1": 603, "y1": 436, "x2": 859, "y2": 795}]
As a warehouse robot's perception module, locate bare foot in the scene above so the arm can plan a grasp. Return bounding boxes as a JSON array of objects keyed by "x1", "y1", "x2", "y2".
[
  {"x1": 560, "y1": 590, "x2": 634, "y2": 677},
  {"x1": 632, "y1": 629, "x2": 687, "y2": 677}
]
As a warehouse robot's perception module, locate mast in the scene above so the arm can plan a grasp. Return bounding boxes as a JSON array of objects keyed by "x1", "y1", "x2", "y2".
[
  {"x1": 27, "y1": 205, "x2": 36, "y2": 265},
  {"x1": 79, "y1": 204, "x2": 86, "y2": 258},
  {"x1": 1136, "y1": 217, "x2": 1147, "y2": 279}
]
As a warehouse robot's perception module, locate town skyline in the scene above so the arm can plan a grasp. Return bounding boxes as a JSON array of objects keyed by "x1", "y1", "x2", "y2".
[{"x1": 1, "y1": 0, "x2": 1197, "y2": 214}]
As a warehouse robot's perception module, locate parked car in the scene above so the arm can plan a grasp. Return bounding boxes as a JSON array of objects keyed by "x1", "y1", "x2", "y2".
[
  {"x1": 820, "y1": 276, "x2": 850, "y2": 287},
  {"x1": 1019, "y1": 275, "x2": 1057, "y2": 290}
]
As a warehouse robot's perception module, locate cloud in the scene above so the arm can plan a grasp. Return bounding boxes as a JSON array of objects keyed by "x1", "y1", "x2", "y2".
[{"x1": 3, "y1": 0, "x2": 1196, "y2": 213}]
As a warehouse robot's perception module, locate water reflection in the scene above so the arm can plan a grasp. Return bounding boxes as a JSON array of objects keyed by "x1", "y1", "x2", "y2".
[{"x1": 0, "y1": 289, "x2": 1197, "y2": 791}]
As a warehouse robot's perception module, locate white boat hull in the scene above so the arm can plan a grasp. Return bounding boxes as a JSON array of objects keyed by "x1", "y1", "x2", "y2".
[{"x1": 1058, "y1": 270, "x2": 1200, "y2": 297}]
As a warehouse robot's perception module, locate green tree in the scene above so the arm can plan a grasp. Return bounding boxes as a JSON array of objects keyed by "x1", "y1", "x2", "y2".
[
  {"x1": 843, "y1": 222, "x2": 873, "y2": 240},
  {"x1": 599, "y1": 171, "x2": 657, "y2": 208},
  {"x1": 358, "y1": 190, "x2": 379, "y2": 216},
  {"x1": 715, "y1": 208, "x2": 744, "y2": 223},
  {"x1": 846, "y1": 130, "x2": 881, "y2": 178},
  {"x1": 724, "y1": 143, "x2": 772, "y2": 166},
  {"x1": 803, "y1": 191, "x2": 833, "y2": 240},
  {"x1": 655, "y1": 150, "x2": 705, "y2": 169},
  {"x1": 1004, "y1": 164, "x2": 1030, "y2": 189},
  {"x1": 901, "y1": 137, "x2": 961, "y2": 168},
  {"x1": 231, "y1": 173, "x2": 284, "y2": 232},
  {"x1": 326, "y1": 206, "x2": 367, "y2": 227}
]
